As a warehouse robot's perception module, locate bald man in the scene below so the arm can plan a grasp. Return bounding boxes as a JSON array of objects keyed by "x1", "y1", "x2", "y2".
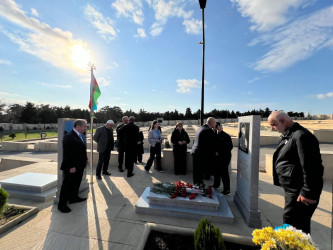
[
  {"x1": 268, "y1": 111, "x2": 324, "y2": 234},
  {"x1": 191, "y1": 117, "x2": 218, "y2": 185}
]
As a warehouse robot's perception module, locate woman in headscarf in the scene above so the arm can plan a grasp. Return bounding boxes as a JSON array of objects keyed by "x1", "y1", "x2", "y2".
[{"x1": 171, "y1": 122, "x2": 190, "y2": 175}]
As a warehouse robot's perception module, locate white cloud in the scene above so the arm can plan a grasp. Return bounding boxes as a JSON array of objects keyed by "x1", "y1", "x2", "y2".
[
  {"x1": 231, "y1": 0, "x2": 315, "y2": 32},
  {"x1": 247, "y1": 76, "x2": 260, "y2": 83},
  {"x1": 97, "y1": 77, "x2": 111, "y2": 86},
  {"x1": 41, "y1": 82, "x2": 72, "y2": 88},
  {"x1": 0, "y1": 0, "x2": 91, "y2": 71},
  {"x1": 84, "y1": 5, "x2": 117, "y2": 41},
  {"x1": 31, "y1": 8, "x2": 38, "y2": 17},
  {"x1": 242, "y1": 91, "x2": 252, "y2": 95},
  {"x1": 148, "y1": 0, "x2": 194, "y2": 37},
  {"x1": 176, "y1": 79, "x2": 200, "y2": 93},
  {"x1": 316, "y1": 92, "x2": 333, "y2": 99},
  {"x1": 112, "y1": 0, "x2": 144, "y2": 25},
  {"x1": 135, "y1": 28, "x2": 146, "y2": 38},
  {"x1": 183, "y1": 18, "x2": 201, "y2": 34},
  {"x1": 0, "y1": 59, "x2": 11, "y2": 65},
  {"x1": 252, "y1": 6, "x2": 333, "y2": 72}
]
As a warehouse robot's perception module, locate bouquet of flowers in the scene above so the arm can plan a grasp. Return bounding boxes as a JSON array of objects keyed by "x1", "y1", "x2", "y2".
[
  {"x1": 150, "y1": 181, "x2": 213, "y2": 200},
  {"x1": 252, "y1": 224, "x2": 319, "y2": 250}
]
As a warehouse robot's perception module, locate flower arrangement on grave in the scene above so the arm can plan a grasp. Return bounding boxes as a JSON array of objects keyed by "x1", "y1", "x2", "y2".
[
  {"x1": 252, "y1": 224, "x2": 319, "y2": 250},
  {"x1": 150, "y1": 181, "x2": 213, "y2": 200}
]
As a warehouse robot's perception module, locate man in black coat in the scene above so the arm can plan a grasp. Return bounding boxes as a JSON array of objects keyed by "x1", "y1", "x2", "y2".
[
  {"x1": 93, "y1": 120, "x2": 115, "y2": 180},
  {"x1": 58, "y1": 119, "x2": 88, "y2": 213},
  {"x1": 118, "y1": 116, "x2": 139, "y2": 177},
  {"x1": 213, "y1": 122, "x2": 233, "y2": 195},
  {"x1": 268, "y1": 111, "x2": 324, "y2": 234},
  {"x1": 191, "y1": 117, "x2": 218, "y2": 185},
  {"x1": 116, "y1": 116, "x2": 129, "y2": 172}
]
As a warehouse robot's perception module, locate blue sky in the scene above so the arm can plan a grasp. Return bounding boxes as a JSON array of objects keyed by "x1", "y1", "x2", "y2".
[{"x1": 0, "y1": 0, "x2": 332, "y2": 115}]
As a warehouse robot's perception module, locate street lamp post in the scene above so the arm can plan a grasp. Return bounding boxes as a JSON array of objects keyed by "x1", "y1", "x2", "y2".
[{"x1": 199, "y1": 0, "x2": 206, "y2": 126}]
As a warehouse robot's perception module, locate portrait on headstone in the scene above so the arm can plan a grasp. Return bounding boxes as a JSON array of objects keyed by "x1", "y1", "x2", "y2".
[{"x1": 238, "y1": 122, "x2": 249, "y2": 154}]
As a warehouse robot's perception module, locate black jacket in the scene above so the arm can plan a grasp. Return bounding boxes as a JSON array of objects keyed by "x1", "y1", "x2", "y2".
[
  {"x1": 217, "y1": 130, "x2": 233, "y2": 161},
  {"x1": 191, "y1": 124, "x2": 217, "y2": 156},
  {"x1": 171, "y1": 128, "x2": 190, "y2": 152},
  {"x1": 273, "y1": 122, "x2": 324, "y2": 200},
  {"x1": 116, "y1": 123, "x2": 126, "y2": 149},
  {"x1": 118, "y1": 122, "x2": 139, "y2": 152},
  {"x1": 61, "y1": 130, "x2": 87, "y2": 171}
]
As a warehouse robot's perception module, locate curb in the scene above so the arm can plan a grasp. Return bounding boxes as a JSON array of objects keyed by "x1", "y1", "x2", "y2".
[{"x1": 0, "y1": 204, "x2": 39, "y2": 235}]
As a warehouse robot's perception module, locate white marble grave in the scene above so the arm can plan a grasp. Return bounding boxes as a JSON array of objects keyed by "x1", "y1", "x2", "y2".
[
  {"x1": 135, "y1": 187, "x2": 234, "y2": 224},
  {"x1": 0, "y1": 172, "x2": 57, "y2": 202}
]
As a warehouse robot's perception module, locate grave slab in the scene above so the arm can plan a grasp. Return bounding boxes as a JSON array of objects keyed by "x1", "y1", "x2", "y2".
[
  {"x1": 135, "y1": 187, "x2": 234, "y2": 224},
  {"x1": 0, "y1": 172, "x2": 57, "y2": 192}
]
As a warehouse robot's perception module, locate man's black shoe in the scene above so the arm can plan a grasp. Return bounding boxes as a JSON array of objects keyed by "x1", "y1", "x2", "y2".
[
  {"x1": 118, "y1": 168, "x2": 124, "y2": 172},
  {"x1": 222, "y1": 191, "x2": 230, "y2": 196},
  {"x1": 102, "y1": 171, "x2": 111, "y2": 175},
  {"x1": 96, "y1": 175, "x2": 102, "y2": 180},
  {"x1": 212, "y1": 185, "x2": 219, "y2": 189},
  {"x1": 127, "y1": 173, "x2": 135, "y2": 178},
  {"x1": 69, "y1": 197, "x2": 87, "y2": 204},
  {"x1": 58, "y1": 205, "x2": 71, "y2": 213}
]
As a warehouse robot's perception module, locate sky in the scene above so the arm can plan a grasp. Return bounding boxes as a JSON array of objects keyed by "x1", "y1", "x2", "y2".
[{"x1": 0, "y1": 0, "x2": 332, "y2": 115}]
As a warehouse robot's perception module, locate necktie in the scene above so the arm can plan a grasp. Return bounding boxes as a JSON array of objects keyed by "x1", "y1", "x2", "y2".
[{"x1": 79, "y1": 134, "x2": 85, "y2": 144}]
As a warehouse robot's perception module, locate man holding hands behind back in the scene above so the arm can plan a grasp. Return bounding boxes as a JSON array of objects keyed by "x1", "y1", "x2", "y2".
[
  {"x1": 268, "y1": 111, "x2": 324, "y2": 234},
  {"x1": 93, "y1": 120, "x2": 114, "y2": 180},
  {"x1": 58, "y1": 119, "x2": 88, "y2": 213}
]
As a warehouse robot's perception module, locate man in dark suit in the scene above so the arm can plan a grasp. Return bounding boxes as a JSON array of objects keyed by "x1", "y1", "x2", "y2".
[
  {"x1": 118, "y1": 116, "x2": 139, "y2": 177},
  {"x1": 191, "y1": 117, "x2": 218, "y2": 185},
  {"x1": 58, "y1": 119, "x2": 88, "y2": 213},
  {"x1": 116, "y1": 116, "x2": 129, "y2": 172},
  {"x1": 213, "y1": 122, "x2": 233, "y2": 195},
  {"x1": 93, "y1": 120, "x2": 115, "y2": 180}
]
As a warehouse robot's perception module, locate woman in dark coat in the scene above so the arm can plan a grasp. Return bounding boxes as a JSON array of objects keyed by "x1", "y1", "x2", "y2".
[{"x1": 171, "y1": 122, "x2": 190, "y2": 175}]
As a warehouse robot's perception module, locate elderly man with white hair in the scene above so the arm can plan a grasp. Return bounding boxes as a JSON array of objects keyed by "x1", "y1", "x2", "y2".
[{"x1": 93, "y1": 120, "x2": 115, "y2": 180}]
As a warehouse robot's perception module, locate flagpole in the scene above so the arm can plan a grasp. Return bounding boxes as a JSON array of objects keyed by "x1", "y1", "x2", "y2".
[{"x1": 89, "y1": 64, "x2": 95, "y2": 184}]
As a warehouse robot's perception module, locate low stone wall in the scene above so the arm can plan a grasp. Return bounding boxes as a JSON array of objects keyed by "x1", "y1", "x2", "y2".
[
  {"x1": 154, "y1": 149, "x2": 193, "y2": 172},
  {"x1": 313, "y1": 129, "x2": 333, "y2": 143},
  {"x1": 87, "y1": 150, "x2": 119, "y2": 170},
  {"x1": 34, "y1": 142, "x2": 58, "y2": 151},
  {"x1": 265, "y1": 152, "x2": 333, "y2": 180},
  {"x1": 1, "y1": 141, "x2": 30, "y2": 151}
]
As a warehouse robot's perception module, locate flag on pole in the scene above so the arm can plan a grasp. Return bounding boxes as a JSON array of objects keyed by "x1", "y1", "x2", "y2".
[{"x1": 88, "y1": 72, "x2": 101, "y2": 111}]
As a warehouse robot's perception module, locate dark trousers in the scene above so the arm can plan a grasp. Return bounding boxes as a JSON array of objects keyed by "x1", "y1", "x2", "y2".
[
  {"x1": 283, "y1": 191, "x2": 319, "y2": 234},
  {"x1": 137, "y1": 153, "x2": 143, "y2": 163},
  {"x1": 118, "y1": 148, "x2": 124, "y2": 169},
  {"x1": 96, "y1": 150, "x2": 111, "y2": 176},
  {"x1": 192, "y1": 153, "x2": 203, "y2": 185},
  {"x1": 213, "y1": 157, "x2": 231, "y2": 192},
  {"x1": 145, "y1": 143, "x2": 162, "y2": 171},
  {"x1": 125, "y1": 150, "x2": 136, "y2": 176},
  {"x1": 58, "y1": 168, "x2": 84, "y2": 208},
  {"x1": 173, "y1": 150, "x2": 187, "y2": 175}
]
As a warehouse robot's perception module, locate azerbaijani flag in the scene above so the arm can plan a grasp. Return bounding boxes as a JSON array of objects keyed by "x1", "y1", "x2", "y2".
[{"x1": 88, "y1": 71, "x2": 101, "y2": 111}]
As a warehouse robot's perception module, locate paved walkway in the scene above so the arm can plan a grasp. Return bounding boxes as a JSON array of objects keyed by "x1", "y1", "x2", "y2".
[{"x1": 0, "y1": 150, "x2": 332, "y2": 250}]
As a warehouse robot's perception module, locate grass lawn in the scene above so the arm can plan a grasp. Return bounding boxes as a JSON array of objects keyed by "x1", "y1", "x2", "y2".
[{"x1": 0, "y1": 129, "x2": 96, "y2": 142}]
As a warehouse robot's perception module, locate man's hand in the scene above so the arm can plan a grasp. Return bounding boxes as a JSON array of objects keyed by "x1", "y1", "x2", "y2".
[
  {"x1": 297, "y1": 195, "x2": 317, "y2": 206},
  {"x1": 69, "y1": 167, "x2": 76, "y2": 173}
]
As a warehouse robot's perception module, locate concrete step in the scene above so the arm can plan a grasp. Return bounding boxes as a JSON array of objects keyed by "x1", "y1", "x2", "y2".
[{"x1": 3, "y1": 186, "x2": 57, "y2": 202}]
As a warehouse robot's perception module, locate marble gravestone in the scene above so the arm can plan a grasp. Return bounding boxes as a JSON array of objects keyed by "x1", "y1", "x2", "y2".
[
  {"x1": 54, "y1": 118, "x2": 89, "y2": 204},
  {"x1": 233, "y1": 115, "x2": 262, "y2": 228}
]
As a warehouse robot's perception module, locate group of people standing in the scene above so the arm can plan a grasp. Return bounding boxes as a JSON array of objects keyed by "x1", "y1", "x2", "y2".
[
  {"x1": 58, "y1": 113, "x2": 324, "y2": 236},
  {"x1": 190, "y1": 117, "x2": 233, "y2": 195}
]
